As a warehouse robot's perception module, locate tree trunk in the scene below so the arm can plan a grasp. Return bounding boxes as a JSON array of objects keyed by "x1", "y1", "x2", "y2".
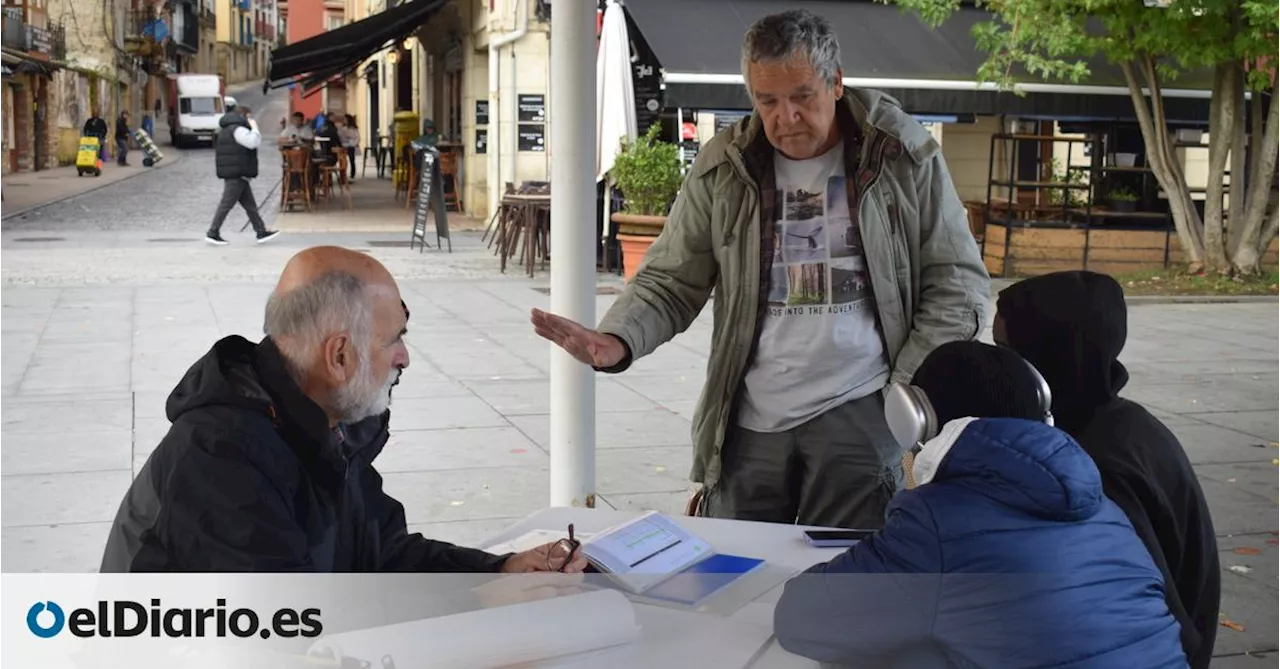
[
  {"x1": 1122, "y1": 58, "x2": 1204, "y2": 269},
  {"x1": 1226, "y1": 89, "x2": 1249, "y2": 254},
  {"x1": 1203, "y1": 63, "x2": 1238, "y2": 273},
  {"x1": 1231, "y1": 91, "x2": 1279, "y2": 275}
]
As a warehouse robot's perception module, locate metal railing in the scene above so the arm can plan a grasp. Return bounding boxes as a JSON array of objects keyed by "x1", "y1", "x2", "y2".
[{"x1": 49, "y1": 22, "x2": 66, "y2": 59}]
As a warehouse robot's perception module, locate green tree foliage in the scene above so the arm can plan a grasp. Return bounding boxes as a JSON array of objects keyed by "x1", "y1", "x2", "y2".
[{"x1": 885, "y1": 0, "x2": 1279, "y2": 274}]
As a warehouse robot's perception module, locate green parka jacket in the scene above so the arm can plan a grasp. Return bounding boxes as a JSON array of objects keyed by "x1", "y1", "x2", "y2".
[{"x1": 598, "y1": 88, "x2": 990, "y2": 489}]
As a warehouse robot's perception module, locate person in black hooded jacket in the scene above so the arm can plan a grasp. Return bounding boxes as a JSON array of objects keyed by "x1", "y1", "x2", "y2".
[
  {"x1": 994, "y1": 270, "x2": 1219, "y2": 669},
  {"x1": 101, "y1": 246, "x2": 588, "y2": 574}
]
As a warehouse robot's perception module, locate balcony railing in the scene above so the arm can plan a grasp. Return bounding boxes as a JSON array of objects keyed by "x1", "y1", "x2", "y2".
[
  {"x1": 2, "y1": 7, "x2": 25, "y2": 50},
  {"x1": 48, "y1": 22, "x2": 65, "y2": 59},
  {"x1": 124, "y1": 9, "x2": 164, "y2": 41}
]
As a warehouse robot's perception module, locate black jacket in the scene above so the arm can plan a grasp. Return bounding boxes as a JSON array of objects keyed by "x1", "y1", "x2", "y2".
[
  {"x1": 83, "y1": 116, "x2": 108, "y2": 138},
  {"x1": 115, "y1": 116, "x2": 130, "y2": 139},
  {"x1": 997, "y1": 271, "x2": 1219, "y2": 669},
  {"x1": 101, "y1": 335, "x2": 511, "y2": 573},
  {"x1": 214, "y1": 113, "x2": 259, "y2": 180}
]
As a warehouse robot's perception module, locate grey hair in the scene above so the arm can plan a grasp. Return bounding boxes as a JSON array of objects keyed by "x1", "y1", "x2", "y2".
[
  {"x1": 263, "y1": 271, "x2": 373, "y2": 378},
  {"x1": 741, "y1": 10, "x2": 842, "y2": 95}
]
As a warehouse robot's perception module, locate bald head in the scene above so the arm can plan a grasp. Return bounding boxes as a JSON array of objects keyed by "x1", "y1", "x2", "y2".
[
  {"x1": 264, "y1": 247, "x2": 410, "y2": 426},
  {"x1": 274, "y1": 246, "x2": 396, "y2": 298}
]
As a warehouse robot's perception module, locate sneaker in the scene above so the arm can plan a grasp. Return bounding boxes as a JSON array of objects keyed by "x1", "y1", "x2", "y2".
[
  {"x1": 205, "y1": 233, "x2": 229, "y2": 246},
  {"x1": 256, "y1": 230, "x2": 281, "y2": 244}
]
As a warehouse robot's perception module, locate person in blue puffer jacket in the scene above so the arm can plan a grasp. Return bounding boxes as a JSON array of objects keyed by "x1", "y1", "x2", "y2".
[{"x1": 774, "y1": 340, "x2": 1187, "y2": 669}]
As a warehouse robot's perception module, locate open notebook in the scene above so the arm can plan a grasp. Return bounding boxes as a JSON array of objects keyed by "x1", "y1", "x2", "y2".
[{"x1": 489, "y1": 512, "x2": 765, "y2": 606}]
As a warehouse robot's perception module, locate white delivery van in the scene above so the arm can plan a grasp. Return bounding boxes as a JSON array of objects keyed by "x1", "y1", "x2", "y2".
[{"x1": 166, "y1": 74, "x2": 226, "y2": 148}]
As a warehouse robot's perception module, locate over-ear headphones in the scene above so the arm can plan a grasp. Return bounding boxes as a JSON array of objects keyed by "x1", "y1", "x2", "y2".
[{"x1": 884, "y1": 356, "x2": 1054, "y2": 453}]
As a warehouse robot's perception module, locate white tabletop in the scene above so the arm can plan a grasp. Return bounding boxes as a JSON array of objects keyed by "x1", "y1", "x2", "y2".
[{"x1": 479, "y1": 506, "x2": 846, "y2": 668}]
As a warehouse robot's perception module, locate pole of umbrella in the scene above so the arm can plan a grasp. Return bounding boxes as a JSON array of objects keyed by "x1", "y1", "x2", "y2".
[{"x1": 548, "y1": 0, "x2": 597, "y2": 508}]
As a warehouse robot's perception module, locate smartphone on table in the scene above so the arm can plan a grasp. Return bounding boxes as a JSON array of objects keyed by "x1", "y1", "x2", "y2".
[{"x1": 802, "y1": 529, "x2": 876, "y2": 547}]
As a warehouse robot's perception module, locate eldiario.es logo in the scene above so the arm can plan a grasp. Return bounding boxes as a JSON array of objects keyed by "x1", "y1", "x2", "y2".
[{"x1": 26, "y1": 599, "x2": 322, "y2": 639}]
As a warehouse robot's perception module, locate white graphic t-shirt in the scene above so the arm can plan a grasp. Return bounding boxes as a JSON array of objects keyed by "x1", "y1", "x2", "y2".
[{"x1": 736, "y1": 144, "x2": 890, "y2": 433}]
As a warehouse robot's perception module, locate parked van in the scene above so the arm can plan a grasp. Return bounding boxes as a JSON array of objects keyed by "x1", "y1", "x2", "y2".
[{"x1": 166, "y1": 74, "x2": 226, "y2": 147}]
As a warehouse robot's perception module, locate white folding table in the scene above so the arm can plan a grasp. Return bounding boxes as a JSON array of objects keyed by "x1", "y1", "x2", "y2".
[{"x1": 477, "y1": 506, "x2": 848, "y2": 668}]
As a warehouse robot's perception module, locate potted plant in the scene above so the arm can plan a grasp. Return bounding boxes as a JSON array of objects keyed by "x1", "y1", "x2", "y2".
[
  {"x1": 1108, "y1": 186, "x2": 1139, "y2": 213},
  {"x1": 609, "y1": 125, "x2": 684, "y2": 281}
]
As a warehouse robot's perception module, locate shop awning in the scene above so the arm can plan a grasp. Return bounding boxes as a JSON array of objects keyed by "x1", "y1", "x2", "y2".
[
  {"x1": 265, "y1": 0, "x2": 445, "y2": 92},
  {"x1": 0, "y1": 47, "x2": 61, "y2": 77},
  {"x1": 624, "y1": 0, "x2": 1212, "y2": 122}
]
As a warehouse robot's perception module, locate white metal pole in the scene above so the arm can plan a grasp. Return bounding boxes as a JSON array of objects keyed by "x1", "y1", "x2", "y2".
[{"x1": 549, "y1": 0, "x2": 597, "y2": 508}]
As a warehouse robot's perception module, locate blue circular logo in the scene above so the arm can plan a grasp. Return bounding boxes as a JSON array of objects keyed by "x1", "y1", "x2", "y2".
[{"x1": 27, "y1": 601, "x2": 65, "y2": 638}]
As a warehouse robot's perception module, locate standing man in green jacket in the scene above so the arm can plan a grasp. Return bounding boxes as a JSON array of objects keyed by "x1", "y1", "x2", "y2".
[{"x1": 532, "y1": 9, "x2": 989, "y2": 529}]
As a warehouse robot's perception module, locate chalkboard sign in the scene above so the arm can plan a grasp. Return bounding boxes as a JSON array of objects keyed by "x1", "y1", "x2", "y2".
[
  {"x1": 475, "y1": 128, "x2": 488, "y2": 154},
  {"x1": 714, "y1": 112, "x2": 749, "y2": 135},
  {"x1": 518, "y1": 124, "x2": 545, "y2": 152},
  {"x1": 410, "y1": 148, "x2": 452, "y2": 253},
  {"x1": 475, "y1": 100, "x2": 489, "y2": 125},
  {"x1": 517, "y1": 94, "x2": 545, "y2": 122}
]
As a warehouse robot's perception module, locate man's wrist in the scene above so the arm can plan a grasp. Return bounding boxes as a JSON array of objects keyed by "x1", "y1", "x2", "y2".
[{"x1": 593, "y1": 334, "x2": 633, "y2": 374}]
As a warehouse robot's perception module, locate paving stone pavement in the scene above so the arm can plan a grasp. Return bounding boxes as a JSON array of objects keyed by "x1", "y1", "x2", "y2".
[{"x1": 0, "y1": 270, "x2": 1275, "y2": 660}]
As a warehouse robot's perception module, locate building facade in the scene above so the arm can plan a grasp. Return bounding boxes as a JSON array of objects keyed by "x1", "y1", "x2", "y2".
[
  {"x1": 2, "y1": 0, "x2": 64, "y2": 173},
  {"x1": 215, "y1": 0, "x2": 255, "y2": 83},
  {"x1": 282, "y1": 0, "x2": 342, "y2": 119},
  {"x1": 336, "y1": 0, "x2": 550, "y2": 220}
]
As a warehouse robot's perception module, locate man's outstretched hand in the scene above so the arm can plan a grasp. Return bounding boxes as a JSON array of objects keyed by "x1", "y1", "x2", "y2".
[{"x1": 530, "y1": 308, "x2": 626, "y2": 369}]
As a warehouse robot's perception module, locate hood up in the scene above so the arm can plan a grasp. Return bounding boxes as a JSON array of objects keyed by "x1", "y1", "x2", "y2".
[
  {"x1": 921, "y1": 417, "x2": 1104, "y2": 522},
  {"x1": 996, "y1": 271, "x2": 1129, "y2": 432}
]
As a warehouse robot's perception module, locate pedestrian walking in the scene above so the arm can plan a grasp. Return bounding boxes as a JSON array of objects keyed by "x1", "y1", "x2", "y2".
[
  {"x1": 115, "y1": 111, "x2": 131, "y2": 166},
  {"x1": 82, "y1": 108, "x2": 108, "y2": 160},
  {"x1": 205, "y1": 105, "x2": 280, "y2": 246}
]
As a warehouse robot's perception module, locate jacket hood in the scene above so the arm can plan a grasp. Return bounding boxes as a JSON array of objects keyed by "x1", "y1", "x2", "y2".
[
  {"x1": 922, "y1": 417, "x2": 1103, "y2": 522},
  {"x1": 996, "y1": 271, "x2": 1129, "y2": 431},
  {"x1": 166, "y1": 335, "x2": 272, "y2": 422},
  {"x1": 220, "y1": 112, "x2": 249, "y2": 129},
  {"x1": 165, "y1": 335, "x2": 391, "y2": 473}
]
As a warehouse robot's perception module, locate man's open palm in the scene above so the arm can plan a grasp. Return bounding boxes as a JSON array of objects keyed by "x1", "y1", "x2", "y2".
[{"x1": 531, "y1": 308, "x2": 625, "y2": 368}]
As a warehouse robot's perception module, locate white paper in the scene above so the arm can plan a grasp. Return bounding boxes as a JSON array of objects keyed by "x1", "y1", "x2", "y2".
[
  {"x1": 484, "y1": 529, "x2": 596, "y2": 556},
  {"x1": 308, "y1": 589, "x2": 639, "y2": 668},
  {"x1": 550, "y1": 602, "x2": 776, "y2": 669}
]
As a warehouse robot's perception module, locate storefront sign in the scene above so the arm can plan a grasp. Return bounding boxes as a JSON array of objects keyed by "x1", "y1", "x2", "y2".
[
  {"x1": 518, "y1": 124, "x2": 545, "y2": 152},
  {"x1": 475, "y1": 128, "x2": 487, "y2": 154},
  {"x1": 714, "y1": 112, "x2": 749, "y2": 135},
  {"x1": 25, "y1": 26, "x2": 52, "y2": 55},
  {"x1": 517, "y1": 94, "x2": 545, "y2": 123},
  {"x1": 475, "y1": 99, "x2": 489, "y2": 126},
  {"x1": 622, "y1": 7, "x2": 664, "y2": 135},
  {"x1": 411, "y1": 148, "x2": 451, "y2": 251}
]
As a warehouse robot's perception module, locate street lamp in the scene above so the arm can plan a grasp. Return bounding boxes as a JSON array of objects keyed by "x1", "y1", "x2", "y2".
[
  {"x1": 402, "y1": 36, "x2": 416, "y2": 51},
  {"x1": 386, "y1": 49, "x2": 398, "y2": 64}
]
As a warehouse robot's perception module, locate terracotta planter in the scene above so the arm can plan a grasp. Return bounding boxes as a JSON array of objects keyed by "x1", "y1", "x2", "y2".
[{"x1": 612, "y1": 213, "x2": 666, "y2": 282}]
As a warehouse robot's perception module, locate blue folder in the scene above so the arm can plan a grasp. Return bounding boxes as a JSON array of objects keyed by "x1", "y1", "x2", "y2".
[{"x1": 634, "y1": 553, "x2": 765, "y2": 607}]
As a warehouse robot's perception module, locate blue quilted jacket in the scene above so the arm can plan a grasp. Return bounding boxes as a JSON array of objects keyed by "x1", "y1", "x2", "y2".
[{"x1": 775, "y1": 418, "x2": 1188, "y2": 668}]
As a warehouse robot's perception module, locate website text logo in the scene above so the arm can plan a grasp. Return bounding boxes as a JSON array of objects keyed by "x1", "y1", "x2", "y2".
[{"x1": 25, "y1": 599, "x2": 321, "y2": 639}]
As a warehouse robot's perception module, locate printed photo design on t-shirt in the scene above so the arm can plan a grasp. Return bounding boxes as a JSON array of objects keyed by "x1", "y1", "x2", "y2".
[{"x1": 766, "y1": 175, "x2": 872, "y2": 313}]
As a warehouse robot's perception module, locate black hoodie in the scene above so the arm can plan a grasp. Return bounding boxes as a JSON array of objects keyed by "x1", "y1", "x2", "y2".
[
  {"x1": 101, "y1": 335, "x2": 510, "y2": 573},
  {"x1": 996, "y1": 271, "x2": 1219, "y2": 669}
]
